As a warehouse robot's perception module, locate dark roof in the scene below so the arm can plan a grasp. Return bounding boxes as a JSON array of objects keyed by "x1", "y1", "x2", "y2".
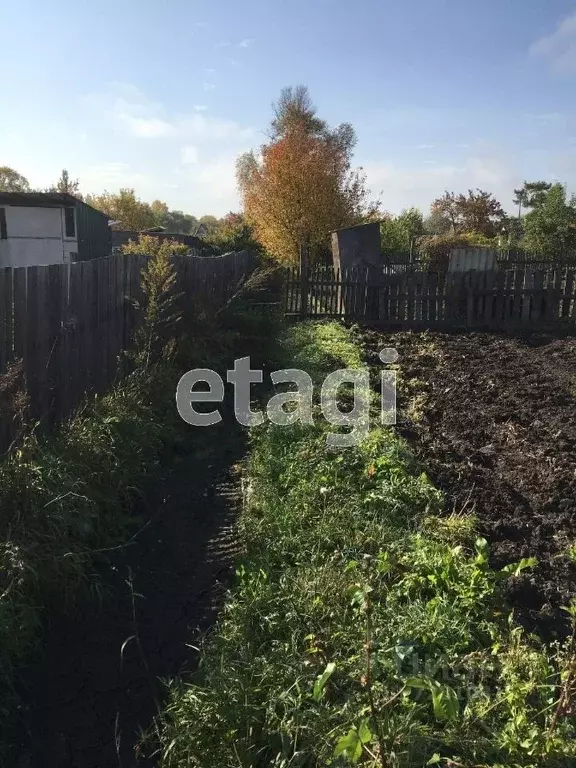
[
  {"x1": 0, "y1": 192, "x2": 80, "y2": 208},
  {"x1": 111, "y1": 230, "x2": 209, "y2": 251},
  {"x1": 0, "y1": 192, "x2": 110, "y2": 221}
]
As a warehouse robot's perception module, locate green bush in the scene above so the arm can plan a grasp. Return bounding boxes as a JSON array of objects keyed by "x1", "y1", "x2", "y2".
[{"x1": 417, "y1": 233, "x2": 500, "y2": 269}]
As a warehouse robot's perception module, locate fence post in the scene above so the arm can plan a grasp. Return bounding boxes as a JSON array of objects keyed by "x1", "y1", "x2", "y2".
[{"x1": 299, "y1": 243, "x2": 309, "y2": 318}]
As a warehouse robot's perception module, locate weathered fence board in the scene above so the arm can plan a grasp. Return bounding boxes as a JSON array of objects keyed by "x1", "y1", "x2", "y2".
[
  {"x1": 0, "y1": 250, "x2": 256, "y2": 452},
  {"x1": 285, "y1": 266, "x2": 576, "y2": 330}
]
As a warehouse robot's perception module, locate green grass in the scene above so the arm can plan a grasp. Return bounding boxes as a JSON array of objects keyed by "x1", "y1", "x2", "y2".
[
  {"x1": 158, "y1": 321, "x2": 575, "y2": 768},
  {"x1": 0, "y1": 363, "x2": 181, "y2": 708}
]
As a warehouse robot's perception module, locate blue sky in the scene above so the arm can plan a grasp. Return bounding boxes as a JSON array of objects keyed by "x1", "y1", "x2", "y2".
[{"x1": 3, "y1": 0, "x2": 576, "y2": 216}]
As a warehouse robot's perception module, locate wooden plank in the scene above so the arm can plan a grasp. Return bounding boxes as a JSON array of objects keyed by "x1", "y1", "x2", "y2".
[
  {"x1": 420, "y1": 272, "x2": 429, "y2": 323},
  {"x1": 512, "y1": 267, "x2": 524, "y2": 322},
  {"x1": 68, "y1": 262, "x2": 82, "y2": 418},
  {"x1": 494, "y1": 269, "x2": 506, "y2": 323},
  {"x1": 483, "y1": 270, "x2": 495, "y2": 324},
  {"x1": 522, "y1": 270, "x2": 534, "y2": 322},
  {"x1": 398, "y1": 273, "x2": 407, "y2": 321},
  {"x1": 30, "y1": 266, "x2": 49, "y2": 421},
  {"x1": 406, "y1": 270, "x2": 415, "y2": 322},
  {"x1": 562, "y1": 269, "x2": 574, "y2": 318},
  {"x1": 4, "y1": 267, "x2": 14, "y2": 369},
  {"x1": 46, "y1": 264, "x2": 64, "y2": 424},
  {"x1": 571, "y1": 269, "x2": 576, "y2": 320},
  {"x1": 547, "y1": 268, "x2": 562, "y2": 321},
  {"x1": 466, "y1": 271, "x2": 475, "y2": 326},
  {"x1": 531, "y1": 270, "x2": 544, "y2": 322},
  {"x1": 11, "y1": 268, "x2": 26, "y2": 364},
  {"x1": 0, "y1": 270, "x2": 6, "y2": 375},
  {"x1": 428, "y1": 272, "x2": 438, "y2": 323},
  {"x1": 503, "y1": 269, "x2": 513, "y2": 321}
]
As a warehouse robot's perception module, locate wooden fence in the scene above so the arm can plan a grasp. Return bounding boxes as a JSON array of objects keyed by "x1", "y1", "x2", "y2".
[
  {"x1": 0, "y1": 250, "x2": 256, "y2": 451},
  {"x1": 285, "y1": 265, "x2": 576, "y2": 327}
]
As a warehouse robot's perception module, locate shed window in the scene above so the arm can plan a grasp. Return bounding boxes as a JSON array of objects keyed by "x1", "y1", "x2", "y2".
[
  {"x1": 0, "y1": 208, "x2": 7, "y2": 240},
  {"x1": 64, "y1": 207, "x2": 76, "y2": 238}
]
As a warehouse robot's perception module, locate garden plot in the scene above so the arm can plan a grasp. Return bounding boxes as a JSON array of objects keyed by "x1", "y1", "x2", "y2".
[{"x1": 365, "y1": 329, "x2": 576, "y2": 637}]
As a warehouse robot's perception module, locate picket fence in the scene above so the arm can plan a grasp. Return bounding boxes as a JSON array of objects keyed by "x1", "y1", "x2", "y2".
[
  {"x1": 285, "y1": 265, "x2": 576, "y2": 327},
  {"x1": 0, "y1": 250, "x2": 256, "y2": 451}
]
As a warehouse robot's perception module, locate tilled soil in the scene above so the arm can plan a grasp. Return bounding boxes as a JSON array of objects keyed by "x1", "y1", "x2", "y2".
[
  {"x1": 365, "y1": 329, "x2": 576, "y2": 638},
  {"x1": 14, "y1": 423, "x2": 244, "y2": 768}
]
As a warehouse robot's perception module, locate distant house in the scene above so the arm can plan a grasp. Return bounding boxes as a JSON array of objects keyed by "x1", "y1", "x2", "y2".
[
  {"x1": 194, "y1": 223, "x2": 208, "y2": 238},
  {"x1": 111, "y1": 229, "x2": 210, "y2": 252},
  {"x1": 0, "y1": 193, "x2": 111, "y2": 267}
]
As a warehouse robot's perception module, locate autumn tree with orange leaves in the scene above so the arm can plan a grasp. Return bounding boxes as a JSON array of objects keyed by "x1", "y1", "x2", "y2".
[{"x1": 237, "y1": 86, "x2": 378, "y2": 264}]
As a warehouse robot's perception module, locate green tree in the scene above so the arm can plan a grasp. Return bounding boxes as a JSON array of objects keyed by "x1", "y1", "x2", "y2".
[
  {"x1": 198, "y1": 215, "x2": 221, "y2": 236},
  {"x1": 150, "y1": 201, "x2": 199, "y2": 234},
  {"x1": 380, "y1": 209, "x2": 424, "y2": 254},
  {"x1": 207, "y1": 212, "x2": 261, "y2": 253},
  {"x1": 430, "y1": 189, "x2": 505, "y2": 237},
  {"x1": 238, "y1": 85, "x2": 377, "y2": 264},
  {"x1": 151, "y1": 200, "x2": 169, "y2": 222},
  {"x1": 430, "y1": 191, "x2": 459, "y2": 233},
  {"x1": 86, "y1": 188, "x2": 156, "y2": 230},
  {"x1": 513, "y1": 186, "x2": 529, "y2": 219},
  {"x1": 380, "y1": 215, "x2": 405, "y2": 254},
  {"x1": 53, "y1": 169, "x2": 80, "y2": 197},
  {"x1": 397, "y1": 207, "x2": 424, "y2": 247},
  {"x1": 0, "y1": 166, "x2": 30, "y2": 192},
  {"x1": 522, "y1": 183, "x2": 576, "y2": 256},
  {"x1": 455, "y1": 189, "x2": 505, "y2": 236},
  {"x1": 423, "y1": 209, "x2": 453, "y2": 235},
  {"x1": 514, "y1": 181, "x2": 552, "y2": 215}
]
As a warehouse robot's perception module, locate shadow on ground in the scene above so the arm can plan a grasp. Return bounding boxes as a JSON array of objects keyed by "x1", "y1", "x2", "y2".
[{"x1": 15, "y1": 420, "x2": 245, "y2": 768}]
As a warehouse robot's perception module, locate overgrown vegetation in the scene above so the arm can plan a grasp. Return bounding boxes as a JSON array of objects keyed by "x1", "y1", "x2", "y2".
[
  {"x1": 0, "y1": 246, "x2": 193, "y2": 752},
  {"x1": 159, "y1": 321, "x2": 576, "y2": 767}
]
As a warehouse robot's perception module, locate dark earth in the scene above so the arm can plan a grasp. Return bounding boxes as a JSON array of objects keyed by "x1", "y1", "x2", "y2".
[
  {"x1": 14, "y1": 421, "x2": 245, "y2": 768},
  {"x1": 365, "y1": 329, "x2": 576, "y2": 639}
]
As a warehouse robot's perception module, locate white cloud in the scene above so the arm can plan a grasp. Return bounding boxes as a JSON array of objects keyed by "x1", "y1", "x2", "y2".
[
  {"x1": 86, "y1": 83, "x2": 252, "y2": 145},
  {"x1": 365, "y1": 154, "x2": 518, "y2": 214},
  {"x1": 203, "y1": 81, "x2": 216, "y2": 92},
  {"x1": 181, "y1": 145, "x2": 199, "y2": 164},
  {"x1": 120, "y1": 115, "x2": 174, "y2": 138},
  {"x1": 530, "y1": 12, "x2": 576, "y2": 73},
  {"x1": 204, "y1": 68, "x2": 216, "y2": 76},
  {"x1": 179, "y1": 113, "x2": 253, "y2": 142},
  {"x1": 417, "y1": 144, "x2": 434, "y2": 150},
  {"x1": 86, "y1": 83, "x2": 175, "y2": 139},
  {"x1": 238, "y1": 38, "x2": 255, "y2": 48},
  {"x1": 193, "y1": 155, "x2": 241, "y2": 203},
  {"x1": 81, "y1": 162, "x2": 152, "y2": 189},
  {"x1": 78, "y1": 83, "x2": 256, "y2": 215}
]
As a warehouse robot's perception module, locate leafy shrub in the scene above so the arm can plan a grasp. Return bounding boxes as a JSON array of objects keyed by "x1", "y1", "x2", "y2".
[{"x1": 417, "y1": 233, "x2": 500, "y2": 269}]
